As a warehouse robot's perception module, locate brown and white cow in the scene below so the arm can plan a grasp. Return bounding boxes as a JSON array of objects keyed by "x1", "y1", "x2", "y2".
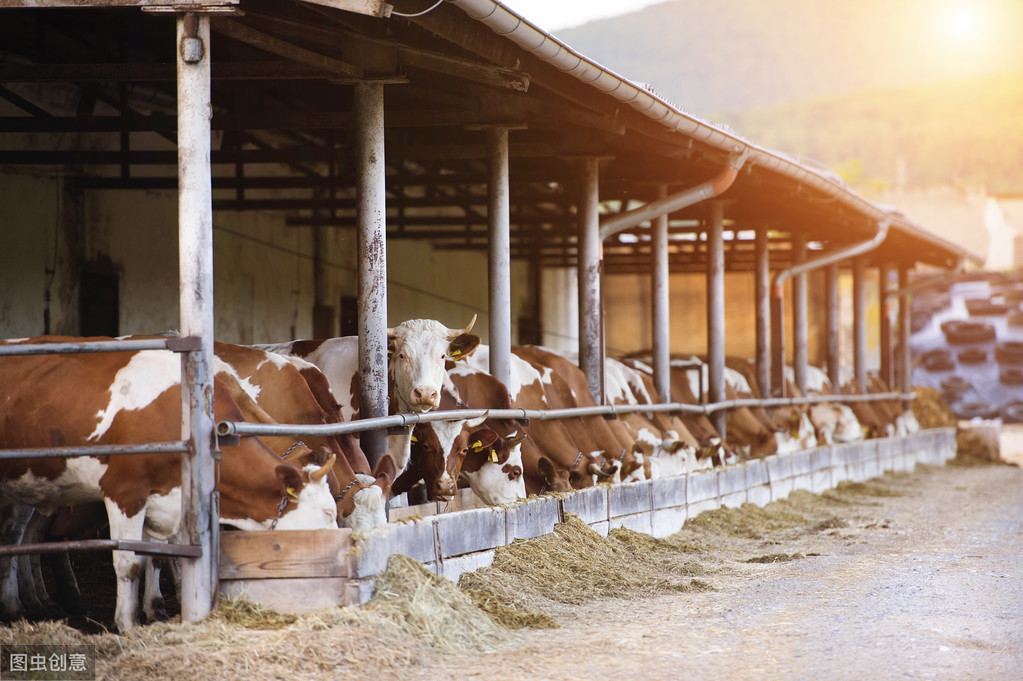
[
  {"x1": 256, "y1": 316, "x2": 481, "y2": 474},
  {"x1": 782, "y1": 365, "x2": 866, "y2": 445},
  {"x1": 724, "y1": 357, "x2": 818, "y2": 453},
  {"x1": 462, "y1": 346, "x2": 611, "y2": 494},
  {"x1": 213, "y1": 342, "x2": 394, "y2": 533},
  {"x1": 0, "y1": 337, "x2": 338, "y2": 631}
]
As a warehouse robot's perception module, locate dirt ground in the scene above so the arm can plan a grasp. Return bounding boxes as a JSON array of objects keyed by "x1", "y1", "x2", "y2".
[{"x1": 3, "y1": 458, "x2": 1021, "y2": 681}]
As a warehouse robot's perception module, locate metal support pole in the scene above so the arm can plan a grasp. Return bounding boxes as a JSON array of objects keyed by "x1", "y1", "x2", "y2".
[
  {"x1": 707, "y1": 202, "x2": 727, "y2": 437},
  {"x1": 355, "y1": 82, "x2": 388, "y2": 465},
  {"x1": 879, "y1": 264, "x2": 894, "y2": 388},
  {"x1": 853, "y1": 256, "x2": 868, "y2": 389},
  {"x1": 755, "y1": 226, "x2": 771, "y2": 397},
  {"x1": 792, "y1": 233, "x2": 809, "y2": 395},
  {"x1": 486, "y1": 126, "x2": 512, "y2": 389},
  {"x1": 176, "y1": 12, "x2": 216, "y2": 625},
  {"x1": 652, "y1": 184, "x2": 670, "y2": 402},
  {"x1": 825, "y1": 263, "x2": 841, "y2": 389},
  {"x1": 898, "y1": 265, "x2": 912, "y2": 396},
  {"x1": 577, "y1": 158, "x2": 604, "y2": 404}
]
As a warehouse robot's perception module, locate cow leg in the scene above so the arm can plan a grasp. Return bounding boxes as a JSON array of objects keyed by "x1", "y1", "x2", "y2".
[
  {"x1": 104, "y1": 499, "x2": 148, "y2": 632},
  {"x1": 140, "y1": 533, "x2": 170, "y2": 624},
  {"x1": 22, "y1": 510, "x2": 65, "y2": 620},
  {"x1": 0, "y1": 502, "x2": 33, "y2": 622},
  {"x1": 42, "y1": 551, "x2": 89, "y2": 617}
]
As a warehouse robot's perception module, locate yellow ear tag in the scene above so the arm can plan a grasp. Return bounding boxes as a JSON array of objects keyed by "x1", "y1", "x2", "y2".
[
  {"x1": 286, "y1": 487, "x2": 299, "y2": 499},
  {"x1": 410, "y1": 435, "x2": 419, "y2": 443},
  {"x1": 489, "y1": 449, "x2": 499, "y2": 463},
  {"x1": 471, "y1": 440, "x2": 483, "y2": 450},
  {"x1": 451, "y1": 349, "x2": 461, "y2": 356}
]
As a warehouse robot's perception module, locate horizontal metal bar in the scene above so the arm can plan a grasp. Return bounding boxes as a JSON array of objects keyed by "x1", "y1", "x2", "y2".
[
  {"x1": 0, "y1": 538, "x2": 202, "y2": 559},
  {"x1": 217, "y1": 391, "x2": 916, "y2": 437},
  {"x1": 0, "y1": 441, "x2": 191, "y2": 461},
  {"x1": 0, "y1": 337, "x2": 198, "y2": 356}
]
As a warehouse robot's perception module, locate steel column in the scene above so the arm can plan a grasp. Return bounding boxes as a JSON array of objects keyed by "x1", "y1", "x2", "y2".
[
  {"x1": 898, "y1": 265, "x2": 912, "y2": 396},
  {"x1": 755, "y1": 226, "x2": 771, "y2": 397},
  {"x1": 578, "y1": 158, "x2": 604, "y2": 404},
  {"x1": 176, "y1": 12, "x2": 216, "y2": 625},
  {"x1": 707, "y1": 202, "x2": 727, "y2": 437},
  {"x1": 825, "y1": 263, "x2": 841, "y2": 389},
  {"x1": 652, "y1": 184, "x2": 670, "y2": 402},
  {"x1": 355, "y1": 82, "x2": 388, "y2": 465},
  {"x1": 853, "y1": 256, "x2": 868, "y2": 389},
  {"x1": 879, "y1": 264, "x2": 894, "y2": 388},
  {"x1": 486, "y1": 126, "x2": 512, "y2": 389},
  {"x1": 792, "y1": 233, "x2": 808, "y2": 395}
]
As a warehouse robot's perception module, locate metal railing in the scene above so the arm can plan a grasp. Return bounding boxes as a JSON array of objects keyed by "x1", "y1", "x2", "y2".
[
  {"x1": 217, "y1": 390, "x2": 915, "y2": 439},
  {"x1": 0, "y1": 337, "x2": 204, "y2": 560}
]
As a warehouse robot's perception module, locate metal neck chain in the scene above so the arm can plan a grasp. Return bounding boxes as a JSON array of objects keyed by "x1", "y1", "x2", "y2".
[
  {"x1": 571, "y1": 451, "x2": 583, "y2": 469},
  {"x1": 269, "y1": 494, "x2": 291, "y2": 531},
  {"x1": 282, "y1": 440, "x2": 307, "y2": 460},
  {"x1": 335, "y1": 479, "x2": 359, "y2": 502}
]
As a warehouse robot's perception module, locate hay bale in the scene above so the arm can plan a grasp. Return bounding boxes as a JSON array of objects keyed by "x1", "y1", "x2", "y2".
[{"x1": 912, "y1": 386, "x2": 957, "y2": 428}]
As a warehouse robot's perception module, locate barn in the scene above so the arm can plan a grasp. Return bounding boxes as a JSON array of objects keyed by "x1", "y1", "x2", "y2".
[{"x1": 0, "y1": 0, "x2": 974, "y2": 627}]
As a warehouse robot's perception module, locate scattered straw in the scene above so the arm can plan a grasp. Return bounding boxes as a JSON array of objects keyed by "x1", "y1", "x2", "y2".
[{"x1": 912, "y1": 387, "x2": 957, "y2": 428}]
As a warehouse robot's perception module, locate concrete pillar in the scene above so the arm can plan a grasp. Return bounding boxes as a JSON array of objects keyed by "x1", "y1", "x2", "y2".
[
  {"x1": 825, "y1": 263, "x2": 841, "y2": 389},
  {"x1": 792, "y1": 233, "x2": 808, "y2": 395},
  {"x1": 354, "y1": 82, "x2": 388, "y2": 465},
  {"x1": 577, "y1": 158, "x2": 604, "y2": 404},
  {"x1": 879, "y1": 264, "x2": 894, "y2": 388},
  {"x1": 176, "y1": 12, "x2": 216, "y2": 625},
  {"x1": 707, "y1": 202, "x2": 726, "y2": 437},
  {"x1": 652, "y1": 185, "x2": 670, "y2": 402},
  {"x1": 853, "y1": 256, "x2": 868, "y2": 389},
  {"x1": 755, "y1": 226, "x2": 771, "y2": 398},
  {"x1": 485, "y1": 126, "x2": 513, "y2": 389}
]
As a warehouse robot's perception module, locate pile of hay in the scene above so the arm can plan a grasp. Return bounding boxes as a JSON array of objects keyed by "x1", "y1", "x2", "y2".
[
  {"x1": 912, "y1": 386, "x2": 957, "y2": 428},
  {"x1": 459, "y1": 514, "x2": 710, "y2": 627},
  {"x1": 954, "y1": 428, "x2": 1002, "y2": 464}
]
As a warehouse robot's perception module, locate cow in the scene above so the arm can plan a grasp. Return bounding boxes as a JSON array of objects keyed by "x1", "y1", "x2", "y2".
[
  {"x1": 213, "y1": 342, "x2": 394, "y2": 533},
  {"x1": 724, "y1": 357, "x2": 818, "y2": 453},
  {"x1": 0, "y1": 337, "x2": 339, "y2": 631},
  {"x1": 393, "y1": 368, "x2": 527, "y2": 506},
  {"x1": 256, "y1": 315, "x2": 481, "y2": 475},
  {"x1": 462, "y1": 347, "x2": 612, "y2": 494},
  {"x1": 781, "y1": 365, "x2": 866, "y2": 445}
]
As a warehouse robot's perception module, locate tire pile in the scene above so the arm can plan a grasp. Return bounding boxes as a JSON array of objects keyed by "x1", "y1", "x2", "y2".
[{"x1": 910, "y1": 272, "x2": 1023, "y2": 423}]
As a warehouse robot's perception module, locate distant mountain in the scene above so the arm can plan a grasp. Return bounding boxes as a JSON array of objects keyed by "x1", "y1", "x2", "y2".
[
  {"x1": 717, "y1": 72, "x2": 1023, "y2": 193},
  {"x1": 557, "y1": 0, "x2": 1023, "y2": 115},
  {"x1": 555, "y1": 1, "x2": 1023, "y2": 192}
]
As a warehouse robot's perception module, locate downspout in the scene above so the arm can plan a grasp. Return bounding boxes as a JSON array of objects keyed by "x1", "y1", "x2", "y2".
[
  {"x1": 599, "y1": 151, "x2": 748, "y2": 240},
  {"x1": 769, "y1": 219, "x2": 891, "y2": 396}
]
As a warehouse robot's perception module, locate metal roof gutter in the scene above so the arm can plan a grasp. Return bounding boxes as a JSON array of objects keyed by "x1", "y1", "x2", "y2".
[{"x1": 443, "y1": 0, "x2": 979, "y2": 266}]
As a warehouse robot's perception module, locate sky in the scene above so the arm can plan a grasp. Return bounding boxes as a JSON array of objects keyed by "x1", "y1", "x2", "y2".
[{"x1": 497, "y1": 0, "x2": 661, "y2": 31}]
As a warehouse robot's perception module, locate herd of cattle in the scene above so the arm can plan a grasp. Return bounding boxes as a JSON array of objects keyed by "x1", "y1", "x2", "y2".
[{"x1": 0, "y1": 316, "x2": 918, "y2": 631}]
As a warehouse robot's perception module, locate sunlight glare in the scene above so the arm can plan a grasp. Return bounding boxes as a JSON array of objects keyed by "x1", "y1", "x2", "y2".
[{"x1": 943, "y1": 3, "x2": 983, "y2": 43}]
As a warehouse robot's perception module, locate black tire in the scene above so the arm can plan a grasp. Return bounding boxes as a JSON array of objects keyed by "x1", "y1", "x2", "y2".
[
  {"x1": 956, "y1": 348, "x2": 987, "y2": 364},
  {"x1": 951, "y1": 401, "x2": 1000, "y2": 420},
  {"x1": 1008, "y1": 312, "x2": 1023, "y2": 327},
  {"x1": 1001, "y1": 368, "x2": 1023, "y2": 385},
  {"x1": 942, "y1": 321, "x2": 996, "y2": 345},
  {"x1": 1002, "y1": 402, "x2": 1023, "y2": 423},
  {"x1": 995, "y1": 341, "x2": 1023, "y2": 365},
  {"x1": 940, "y1": 376, "x2": 971, "y2": 394},
  {"x1": 965, "y1": 299, "x2": 1010, "y2": 316}
]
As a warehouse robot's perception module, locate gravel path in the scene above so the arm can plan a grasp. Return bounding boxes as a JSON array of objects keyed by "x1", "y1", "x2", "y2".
[{"x1": 413, "y1": 462, "x2": 1023, "y2": 681}]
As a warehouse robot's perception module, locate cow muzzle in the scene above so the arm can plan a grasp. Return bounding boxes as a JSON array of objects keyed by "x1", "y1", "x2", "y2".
[{"x1": 411, "y1": 386, "x2": 440, "y2": 410}]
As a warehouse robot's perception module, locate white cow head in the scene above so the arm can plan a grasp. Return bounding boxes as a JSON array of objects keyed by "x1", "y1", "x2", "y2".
[
  {"x1": 388, "y1": 316, "x2": 480, "y2": 413},
  {"x1": 459, "y1": 429, "x2": 527, "y2": 506}
]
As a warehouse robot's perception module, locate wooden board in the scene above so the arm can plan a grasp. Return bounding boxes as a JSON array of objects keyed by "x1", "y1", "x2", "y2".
[{"x1": 219, "y1": 529, "x2": 352, "y2": 580}]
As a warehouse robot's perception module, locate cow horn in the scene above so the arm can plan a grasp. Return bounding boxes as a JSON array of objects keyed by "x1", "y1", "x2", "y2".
[
  {"x1": 465, "y1": 410, "x2": 489, "y2": 428},
  {"x1": 588, "y1": 462, "x2": 611, "y2": 480},
  {"x1": 312, "y1": 453, "x2": 336, "y2": 483},
  {"x1": 449, "y1": 313, "x2": 477, "y2": 338}
]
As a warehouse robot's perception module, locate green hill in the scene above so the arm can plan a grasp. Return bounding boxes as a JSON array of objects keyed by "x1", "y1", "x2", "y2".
[
  {"x1": 556, "y1": 1, "x2": 1023, "y2": 192},
  {"x1": 716, "y1": 72, "x2": 1023, "y2": 193}
]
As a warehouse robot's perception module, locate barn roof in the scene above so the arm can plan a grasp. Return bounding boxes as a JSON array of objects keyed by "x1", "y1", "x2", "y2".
[{"x1": 0, "y1": 0, "x2": 979, "y2": 272}]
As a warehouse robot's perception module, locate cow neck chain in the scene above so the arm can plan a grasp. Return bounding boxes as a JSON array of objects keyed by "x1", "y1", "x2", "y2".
[
  {"x1": 571, "y1": 451, "x2": 583, "y2": 470},
  {"x1": 282, "y1": 440, "x2": 307, "y2": 460},
  {"x1": 269, "y1": 494, "x2": 291, "y2": 531},
  {"x1": 335, "y1": 479, "x2": 359, "y2": 502}
]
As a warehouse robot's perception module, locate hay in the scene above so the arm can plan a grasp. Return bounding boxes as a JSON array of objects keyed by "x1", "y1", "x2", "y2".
[
  {"x1": 208, "y1": 595, "x2": 298, "y2": 630},
  {"x1": 458, "y1": 514, "x2": 711, "y2": 623},
  {"x1": 744, "y1": 553, "x2": 805, "y2": 563},
  {"x1": 912, "y1": 386, "x2": 957, "y2": 428},
  {"x1": 955, "y1": 428, "x2": 1003, "y2": 464}
]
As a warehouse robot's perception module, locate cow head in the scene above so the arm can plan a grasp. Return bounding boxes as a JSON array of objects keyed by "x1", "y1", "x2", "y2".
[
  {"x1": 337, "y1": 454, "x2": 395, "y2": 534},
  {"x1": 388, "y1": 316, "x2": 481, "y2": 413},
  {"x1": 459, "y1": 428, "x2": 527, "y2": 506},
  {"x1": 268, "y1": 453, "x2": 339, "y2": 530}
]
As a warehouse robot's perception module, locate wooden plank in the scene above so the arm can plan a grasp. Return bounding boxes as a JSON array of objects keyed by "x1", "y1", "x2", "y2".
[
  {"x1": 219, "y1": 576, "x2": 358, "y2": 612},
  {"x1": 299, "y1": 0, "x2": 388, "y2": 18},
  {"x1": 212, "y1": 18, "x2": 363, "y2": 78},
  {"x1": 219, "y1": 529, "x2": 353, "y2": 579}
]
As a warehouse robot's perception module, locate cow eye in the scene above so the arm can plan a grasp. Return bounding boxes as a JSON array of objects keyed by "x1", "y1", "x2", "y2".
[{"x1": 398, "y1": 352, "x2": 406, "y2": 360}]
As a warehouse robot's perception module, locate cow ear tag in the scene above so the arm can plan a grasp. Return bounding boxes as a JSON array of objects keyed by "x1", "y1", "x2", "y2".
[
  {"x1": 471, "y1": 440, "x2": 483, "y2": 450},
  {"x1": 489, "y1": 449, "x2": 499, "y2": 463},
  {"x1": 286, "y1": 486, "x2": 299, "y2": 499},
  {"x1": 410, "y1": 434, "x2": 419, "y2": 443}
]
